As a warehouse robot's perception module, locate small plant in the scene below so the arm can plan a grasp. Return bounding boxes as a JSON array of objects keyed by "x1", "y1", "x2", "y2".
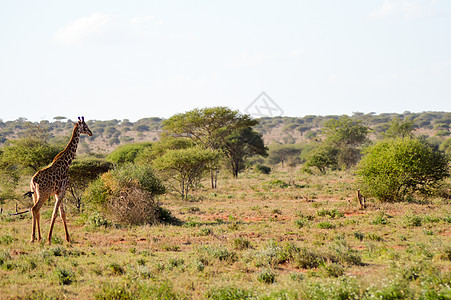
[
  {"x1": 0, "y1": 250, "x2": 12, "y2": 266},
  {"x1": 317, "y1": 221, "x2": 336, "y2": 229},
  {"x1": 403, "y1": 215, "x2": 423, "y2": 227},
  {"x1": 354, "y1": 232, "x2": 365, "y2": 241},
  {"x1": 45, "y1": 246, "x2": 67, "y2": 257},
  {"x1": 206, "y1": 286, "x2": 253, "y2": 299},
  {"x1": 195, "y1": 260, "x2": 205, "y2": 271},
  {"x1": 54, "y1": 268, "x2": 75, "y2": 285},
  {"x1": 95, "y1": 283, "x2": 135, "y2": 300},
  {"x1": 184, "y1": 218, "x2": 201, "y2": 228},
  {"x1": 294, "y1": 217, "x2": 310, "y2": 228},
  {"x1": 271, "y1": 208, "x2": 282, "y2": 215},
  {"x1": 330, "y1": 241, "x2": 364, "y2": 266},
  {"x1": 135, "y1": 265, "x2": 153, "y2": 279},
  {"x1": 366, "y1": 233, "x2": 383, "y2": 241},
  {"x1": 88, "y1": 213, "x2": 110, "y2": 228},
  {"x1": 290, "y1": 272, "x2": 304, "y2": 281},
  {"x1": 291, "y1": 247, "x2": 326, "y2": 269},
  {"x1": 317, "y1": 208, "x2": 344, "y2": 219},
  {"x1": 186, "y1": 206, "x2": 200, "y2": 213},
  {"x1": 319, "y1": 263, "x2": 345, "y2": 277},
  {"x1": 233, "y1": 237, "x2": 252, "y2": 250},
  {"x1": 160, "y1": 243, "x2": 181, "y2": 252},
  {"x1": 255, "y1": 164, "x2": 271, "y2": 174},
  {"x1": 257, "y1": 269, "x2": 276, "y2": 284},
  {"x1": 0, "y1": 234, "x2": 15, "y2": 245},
  {"x1": 107, "y1": 262, "x2": 125, "y2": 275},
  {"x1": 371, "y1": 212, "x2": 389, "y2": 225},
  {"x1": 199, "y1": 227, "x2": 213, "y2": 236},
  {"x1": 168, "y1": 257, "x2": 184, "y2": 269},
  {"x1": 201, "y1": 246, "x2": 238, "y2": 263},
  {"x1": 265, "y1": 179, "x2": 290, "y2": 189}
]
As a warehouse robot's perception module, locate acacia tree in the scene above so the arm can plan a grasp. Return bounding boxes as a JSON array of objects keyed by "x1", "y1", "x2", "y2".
[
  {"x1": 0, "y1": 137, "x2": 61, "y2": 173},
  {"x1": 163, "y1": 107, "x2": 258, "y2": 188},
  {"x1": 223, "y1": 127, "x2": 268, "y2": 177},
  {"x1": 267, "y1": 144, "x2": 304, "y2": 167},
  {"x1": 322, "y1": 116, "x2": 370, "y2": 169},
  {"x1": 153, "y1": 147, "x2": 220, "y2": 200},
  {"x1": 384, "y1": 118, "x2": 415, "y2": 139}
]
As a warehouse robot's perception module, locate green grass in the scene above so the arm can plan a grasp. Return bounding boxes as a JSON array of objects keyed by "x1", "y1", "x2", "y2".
[{"x1": 0, "y1": 169, "x2": 450, "y2": 299}]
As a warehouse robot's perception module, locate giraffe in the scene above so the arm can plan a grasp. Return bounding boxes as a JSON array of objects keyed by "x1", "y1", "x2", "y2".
[{"x1": 28, "y1": 117, "x2": 92, "y2": 244}]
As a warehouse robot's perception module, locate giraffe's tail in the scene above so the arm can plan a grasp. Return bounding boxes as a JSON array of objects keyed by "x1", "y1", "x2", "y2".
[{"x1": 24, "y1": 191, "x2": 34, "y2": 198}]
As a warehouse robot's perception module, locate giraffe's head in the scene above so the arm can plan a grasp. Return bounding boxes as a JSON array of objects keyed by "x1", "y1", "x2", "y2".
[{"x1": 77, "y1": 116, "x2": 93, "y2": 136}]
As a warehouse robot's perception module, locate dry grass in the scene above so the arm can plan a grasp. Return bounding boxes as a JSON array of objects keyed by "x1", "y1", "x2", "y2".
[{"x1": 0, "y1": 168, "x2": 450, "y2": 299}]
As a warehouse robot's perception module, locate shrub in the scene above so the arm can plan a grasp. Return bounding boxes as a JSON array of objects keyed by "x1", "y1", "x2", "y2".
[
  {"x1": 319, "y1": 263, "x2": 345, "y2": 277},
  {"x1": 206, "y1": 286, "x2": 254, "y2": 300},
  {"x1": 54, "y1": 268, "x2": 75, "y2": 285},
  {"x1": 83, "y1": 164, "x2": 166, "y2": 225},
  {"x1": 358, "y1": 138, "x2": 449, "y2": 202},
  {"x1": 265, "y1": 179, "x2": 290, "y2": 189},
  {"x1": 0, "y1": 250, "x2": 11, "y2": 266},
  {"x1": 301, "y1": 278, "x2": 363, "y2": 300},
  {"x1": 316, "y1": 208, "x2": 344, "y2": 219},
  {"x1": 255, "y1": 164, "x2": 271, "y2": 174},
  {"x1": 257, "y1": 269, "x2": 276, "y2": 284},
  {"x1": 106, "y1": 142, "x2": 153, "y2": 164},
  {"x1": 233, "y1": 237, "x2": 252, "y2": 250},
  {"x1": 294, "y1": 217, "x2": 309, "y2": 228},
  {"x1": 107, "y1": 262, "x2": 125, "y2": 275},
  {"x1": 403, "y1": 215, "x2": 423, "y2": 227},
  {"x1": 317, "y1": 221, "x2": 336, "y2": 229},
  {"x1": 371, "y1": 212, "x2": 389, "y2": 225},
  {"x1": 201, "y1": 246, "x2": 238, "y2": 263},
  {"x1": 95, "y1": 283, "x2": 135, "y2": 300}
]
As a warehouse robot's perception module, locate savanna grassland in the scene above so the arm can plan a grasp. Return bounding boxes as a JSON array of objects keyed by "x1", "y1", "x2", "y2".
[{"x1": 0, "y1": 168, "x2": 450, "y2": 299}]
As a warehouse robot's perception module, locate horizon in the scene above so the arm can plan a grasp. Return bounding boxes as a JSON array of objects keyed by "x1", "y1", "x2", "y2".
[
  {"x1": 1, "y1": 109, "x2": 449, "y2": 124},
  {"x1": 1, "y1": 1, "x2": 451, "y2": 122}
]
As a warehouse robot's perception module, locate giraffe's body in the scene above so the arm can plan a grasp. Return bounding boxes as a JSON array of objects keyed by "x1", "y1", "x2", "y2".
[{"x1": 29, "y1": 117, "x2": 92, "y2": 244}]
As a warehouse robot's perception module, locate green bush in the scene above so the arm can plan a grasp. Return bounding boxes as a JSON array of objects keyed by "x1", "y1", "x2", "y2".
[
  {"x1": 83, "y1": 164, "x2": 166, "y2": 225},
  {"x1": 110, "y1": 163, "x2": 166, "y2": 196},
  {"x1": 255, "y1": 164, "x2": 271, "y2": 174},
  {"x1": 257, "y1": 269, "x2": 276, "y2": 284},
  {"x1": 206, "y1": 286, "x2": 254, "y2": 300},
  {"x1": 54, "y1": 268, "x2": 75, "y2": 285},
  {"x1": 233, "y1": 237, "x2": 252, "y2": 250},
  {"x1": 106, "y1": 142, "x2": 152, "y2": 164},
  {"x1": 358, "y1": 138, "x2": 449, "y2": 202},
  {"x1": 316, "y1": 208, "x2": 344, "y2": 219}
]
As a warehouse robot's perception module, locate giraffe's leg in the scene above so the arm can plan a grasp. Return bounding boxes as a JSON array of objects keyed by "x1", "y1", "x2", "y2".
[
  {"x1": 30, "y1": 205, "x2": 37, "y2": 243},
  {"x1": 47, "y1": 194, "x2": 62, "y2": 245},
  {"x1": 35, "y1": 209, "x2": 42, "y2": 242},
  {"x1": 30, "y1": 191, "x2": 44, "y2": 243},
  {"x1": 59, "y1": 202, "x2": 70, "y2": 243}
]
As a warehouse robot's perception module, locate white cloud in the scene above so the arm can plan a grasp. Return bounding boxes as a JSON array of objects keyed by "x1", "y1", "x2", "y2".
[
  {"x1": 54, "y1": 13, "x2": 160, "y2": 45},
  {"x1": 369, "y1": 0, "x2": 439, "y2": 20},
  {"x1": 54, "y1": 13, "x2": 113, "y2": 45}
]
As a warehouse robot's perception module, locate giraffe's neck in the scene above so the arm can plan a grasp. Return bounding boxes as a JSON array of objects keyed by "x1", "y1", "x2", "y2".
[{"x1": 53, "y1": 124, "x2": 80, "y2": 170}]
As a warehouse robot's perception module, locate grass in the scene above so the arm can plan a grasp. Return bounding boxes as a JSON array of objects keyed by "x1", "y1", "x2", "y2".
[{"x1": 0, "y1": 169, "x2": 450, "y2": 299}]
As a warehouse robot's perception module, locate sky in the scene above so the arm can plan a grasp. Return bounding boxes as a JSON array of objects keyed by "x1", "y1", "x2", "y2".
[{"x1": 1, "y1": 0, "x2": 450, "y2": 122}]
